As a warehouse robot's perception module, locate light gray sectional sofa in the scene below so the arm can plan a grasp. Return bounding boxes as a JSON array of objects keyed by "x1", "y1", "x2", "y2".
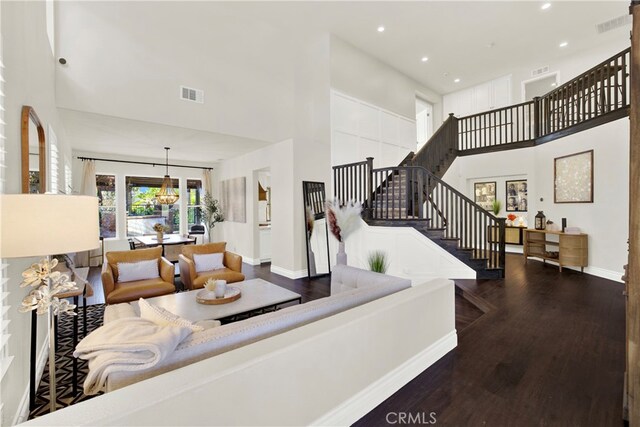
[{"x1": 103, "y1": 265, "x2": 412, "y2": 391}]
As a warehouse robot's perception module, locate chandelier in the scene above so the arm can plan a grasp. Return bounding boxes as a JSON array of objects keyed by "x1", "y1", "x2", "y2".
[{"x1": 156, "y1": 147, "x2": 179, "y2": 205}]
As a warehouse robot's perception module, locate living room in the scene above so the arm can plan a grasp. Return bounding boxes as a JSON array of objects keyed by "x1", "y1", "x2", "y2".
[{"x1": 1, "y1": 1, "x2": 639, "y2": 426}]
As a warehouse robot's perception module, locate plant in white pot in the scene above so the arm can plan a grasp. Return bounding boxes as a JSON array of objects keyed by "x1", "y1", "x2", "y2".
[
  {"x1": 326, "y1": 199, "x2": 362, "y2": 265},
  {"x1": 202, "y1": 192, "x2": 224, "y2": 243}
]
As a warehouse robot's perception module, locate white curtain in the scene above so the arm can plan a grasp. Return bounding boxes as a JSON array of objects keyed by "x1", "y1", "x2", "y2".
[
  {"x1": 202, "y1": 169, "x2": 213, "y2": 243},
  {"x1": 77, "y1": 160, "x2": 97, "y2": 266},
  {"x1": 81, "y1": 160, "x2": 97, "y2": 197},
  {"x1": 202, "y1": 169, "x2": 212, "y2": 195}
]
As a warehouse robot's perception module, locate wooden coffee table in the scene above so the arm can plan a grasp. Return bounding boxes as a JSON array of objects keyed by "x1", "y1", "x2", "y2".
[{"x1": 132, "y1": 278, "x2": 302, "y2": 323}]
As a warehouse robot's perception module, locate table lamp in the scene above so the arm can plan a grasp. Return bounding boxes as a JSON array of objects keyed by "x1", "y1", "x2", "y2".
[{"x1": 0, "y1": 194, "x2": 99, "y2": 412}]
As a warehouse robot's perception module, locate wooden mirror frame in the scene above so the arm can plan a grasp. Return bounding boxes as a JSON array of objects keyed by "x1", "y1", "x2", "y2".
[{"x1": 21, "y1": 105, "x2": 46, "y2": 194}]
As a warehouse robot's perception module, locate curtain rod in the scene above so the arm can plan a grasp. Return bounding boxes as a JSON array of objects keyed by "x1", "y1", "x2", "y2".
[{"x1": 76, "y1": 156, "x2": 213, "y2": 171}]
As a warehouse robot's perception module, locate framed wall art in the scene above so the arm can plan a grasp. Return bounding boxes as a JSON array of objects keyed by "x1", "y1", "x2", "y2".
[
  {"x1": 220, "y1": 176, "x2": 247, "y2": 222},
  {"x1": 474, "y1": 181, "x2": 496, "y2": 211},
  {"x1": 506, "y1": 179, "x2": 528, "y2": 212},
  {"x1": 554, "y1": 150, "x2": 594, "y2": 203}
]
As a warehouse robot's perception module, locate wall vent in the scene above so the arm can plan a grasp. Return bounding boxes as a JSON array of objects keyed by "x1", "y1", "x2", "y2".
[
  {"x1": 531, "y1": 66, "x2": 549, "y2": 77},
  {"x1": 179, "y1": 86, "x2": 204, "y2": 104},
  {"x1": 596, "y1": 15, "x2": 632, "y2": 34}
]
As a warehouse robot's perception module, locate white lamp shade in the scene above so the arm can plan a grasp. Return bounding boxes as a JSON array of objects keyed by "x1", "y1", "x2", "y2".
[{"x1": 0, "y1": 194, "x2": 100, "y2": 258}]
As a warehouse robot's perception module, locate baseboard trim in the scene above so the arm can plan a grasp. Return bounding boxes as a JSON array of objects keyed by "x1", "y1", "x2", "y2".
[
  {"x1": 311, "y1": 330, "x2": 457, "y2": 426},
  {"x1": 242, "y1": 256, "x2": 261, "y2": 266},
  {"x1": 14, "y1": 330, "x2": 50, "y2": 426},
  {"x1": 526, "y1": 257, "x2": 623, "y2": 283},
  {"x1": 269, "y1": 265, "x2": 308, "y2": 280}
]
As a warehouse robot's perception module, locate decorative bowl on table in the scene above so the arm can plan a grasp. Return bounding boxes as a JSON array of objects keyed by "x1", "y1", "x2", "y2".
[{"x1": 196, "y1": 285, "x2": 241, "y2": 305}]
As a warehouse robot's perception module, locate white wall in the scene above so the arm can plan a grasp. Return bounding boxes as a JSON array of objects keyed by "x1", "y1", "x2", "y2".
[
  {"x1": 330, "y1": 36, "x2": 443, "y2": 126},
  {"x1": 71, "y1": 151, "x2": 214, "y2": 255},
  {"x1": 443, "y1": 74, "x2": 512, "y2": 118},
  {"x1": 1, "y1": 1, "x2": 73, "y2": 424},
  {"x1": 331, "y1": 91, "x2": 416, "y2": 170},
  {"x1": 443, "y1": 118, "x2": 629, "y2": 282},
  {"x1": 217, "y1": 140, "x2": 297, "y2": 272}
]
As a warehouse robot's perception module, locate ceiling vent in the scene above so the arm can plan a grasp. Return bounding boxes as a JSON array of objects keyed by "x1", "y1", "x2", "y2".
[
  {"x1": 596, "y1": 15, "x2": 632, "y2": 34},
  {"x1": 531, "y1": 66, "x2": 549, "y2": 77},
  {"x1": 180, "y1": 86, "x2": 204, "y2": 104}
]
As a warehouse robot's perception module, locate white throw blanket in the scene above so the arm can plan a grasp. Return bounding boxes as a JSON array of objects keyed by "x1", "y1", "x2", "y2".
[{"x1": 74, "y1": 317, "x2": 192, "y2": 395}]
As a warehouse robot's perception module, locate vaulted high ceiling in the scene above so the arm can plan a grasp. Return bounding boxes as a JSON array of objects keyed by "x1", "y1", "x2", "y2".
[{"x1": 56, "y1": 1, "x2": 629, "y2": 162}]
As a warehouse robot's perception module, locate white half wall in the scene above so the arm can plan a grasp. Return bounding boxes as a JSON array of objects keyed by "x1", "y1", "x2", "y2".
[
  {"x1": 443, "y1": 118, "x2": 629, "y2": 282},
  {"x1": 340, "y1": 220, "x2": 476, "y2": 283}
]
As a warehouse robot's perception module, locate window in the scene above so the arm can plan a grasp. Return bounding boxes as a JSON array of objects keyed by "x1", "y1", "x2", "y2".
[
  {"x1": 187, "y1": 179, "x2": 202, "y2": 231},
  {"x1": 0, "y1": 35, "x2": 13, "y2": 408},
  {"x1": 126, "y1": 176, "x2": 179, "y2": 236},
  {"x1": 97, "y1": 175, "x2": 116, "y2": 238}
]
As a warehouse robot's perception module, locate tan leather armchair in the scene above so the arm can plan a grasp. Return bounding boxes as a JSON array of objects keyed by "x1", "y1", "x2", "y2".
[
  {"x1": 179, "y1": 242, "x2": 245, "y2": 291},
  {"x1": 102, "y1": 246, "x2": 175, "y2": 304}
]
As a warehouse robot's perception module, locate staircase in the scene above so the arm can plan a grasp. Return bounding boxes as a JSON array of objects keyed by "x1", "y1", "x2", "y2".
[{"x1": 332, "y1": 47, "x2": 630, "y2": 279}]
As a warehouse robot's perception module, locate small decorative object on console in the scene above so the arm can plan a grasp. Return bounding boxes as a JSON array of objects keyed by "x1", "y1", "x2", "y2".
[
  {"x1": 535, "y1": 211, "x2": 546, "y2": 230},
  {"x1": 564, "y1": 226, "x2": 582, "y2": 234}
]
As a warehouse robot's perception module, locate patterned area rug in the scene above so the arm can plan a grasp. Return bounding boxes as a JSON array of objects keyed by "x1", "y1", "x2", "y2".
[{"x1": 28, "y1": 304, "x2": 105, "y2": 420}]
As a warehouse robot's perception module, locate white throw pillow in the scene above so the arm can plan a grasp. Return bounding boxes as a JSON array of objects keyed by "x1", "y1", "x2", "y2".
[
  {"x1": 193, "y1": 253, "x2": 224, "y2": 273},
  {"x1": 138, "y1": 298, "x2": 204, "y2": 332},
  {"x1": 117, "y1": 259, "x2": 159, "y2": 283}
]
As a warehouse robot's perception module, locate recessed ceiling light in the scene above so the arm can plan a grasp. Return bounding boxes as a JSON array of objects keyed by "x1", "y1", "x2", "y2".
[
  {"x1": 551, "y1": 82, "x2": 557, "y2": 87},
  {"x1": 421, "y1": 56, "x2": 429, "y2": 62},
  {"x1": 559, "y1": 41, "x2": 568, "y2": 47},
  {"x1": 454, "y1": 78, "x2": 461, "y2": 83},
  {"x1": 377, "y1": 26, "x2": 385, "y2": 32},
  {"x1": 541, "y1": 3, "x2": 551, "y2": 10}
]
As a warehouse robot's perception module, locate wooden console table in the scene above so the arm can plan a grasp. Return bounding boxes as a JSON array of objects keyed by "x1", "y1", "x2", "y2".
[{"x1": 523, "y1": 229, "x2": 588, "y2": 272}]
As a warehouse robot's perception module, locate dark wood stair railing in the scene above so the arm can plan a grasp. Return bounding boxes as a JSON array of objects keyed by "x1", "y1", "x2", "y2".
[
  {"x1": 457, "y1": 47, "x2": 630, "y2": 155},
  {"x1": 333, "y1": 160, "x2": 506, "y2": 275},
  {"x1": 406, "y1": 48, "x2": 631, "y2": 174}
]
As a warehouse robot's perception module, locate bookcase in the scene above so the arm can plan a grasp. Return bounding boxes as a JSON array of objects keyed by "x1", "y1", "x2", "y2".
[{"x1": 523, "y1": 229, "x2": 588, "y2": 272}]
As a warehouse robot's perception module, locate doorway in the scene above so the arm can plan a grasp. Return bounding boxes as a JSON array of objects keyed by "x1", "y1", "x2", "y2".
[
  {"x1": 522, "y1": 73, "x2": 560, "y2": 101},
  {"x1": 256, "y1": 168, "x2": 271, "y2": 263},
  {"x1": 416, "y1": 98, "x2": 434, "y2": 151}
]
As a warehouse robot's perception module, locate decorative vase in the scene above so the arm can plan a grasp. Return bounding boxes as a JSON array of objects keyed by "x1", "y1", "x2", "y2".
[
  {"x1": 214, "y1": 280, "x2": 227, "y2": 298},
  {"x1": 336, "y1": 241, "x2": 347, "y2": 265},
  {"x1": 156, "y1": 231, "x2": 163, "y2": 241}
]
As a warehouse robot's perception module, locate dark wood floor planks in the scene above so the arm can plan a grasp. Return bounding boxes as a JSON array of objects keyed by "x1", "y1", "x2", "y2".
[{"x1": 355, "y1": 254, "x2": 626, "y2": 426}]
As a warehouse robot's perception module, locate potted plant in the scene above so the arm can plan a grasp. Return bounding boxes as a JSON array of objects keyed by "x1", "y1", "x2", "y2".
[
  {"x1": 152, "y1": 223, "x2": 169, "y2": 241},
  {"x1": 202, "y1": 192, "x2": 224, "y2": 243},
  {"x1": 367, "y1": 250, "x2": 389, "y2": 274},
  {"x1": 491, "y1": 199, "x2": 502, "y2": 216}
]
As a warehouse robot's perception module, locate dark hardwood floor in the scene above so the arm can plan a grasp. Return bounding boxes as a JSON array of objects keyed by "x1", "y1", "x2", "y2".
[{"x1": 355, "y1": 254, "x2": 626, "y2": 426}]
